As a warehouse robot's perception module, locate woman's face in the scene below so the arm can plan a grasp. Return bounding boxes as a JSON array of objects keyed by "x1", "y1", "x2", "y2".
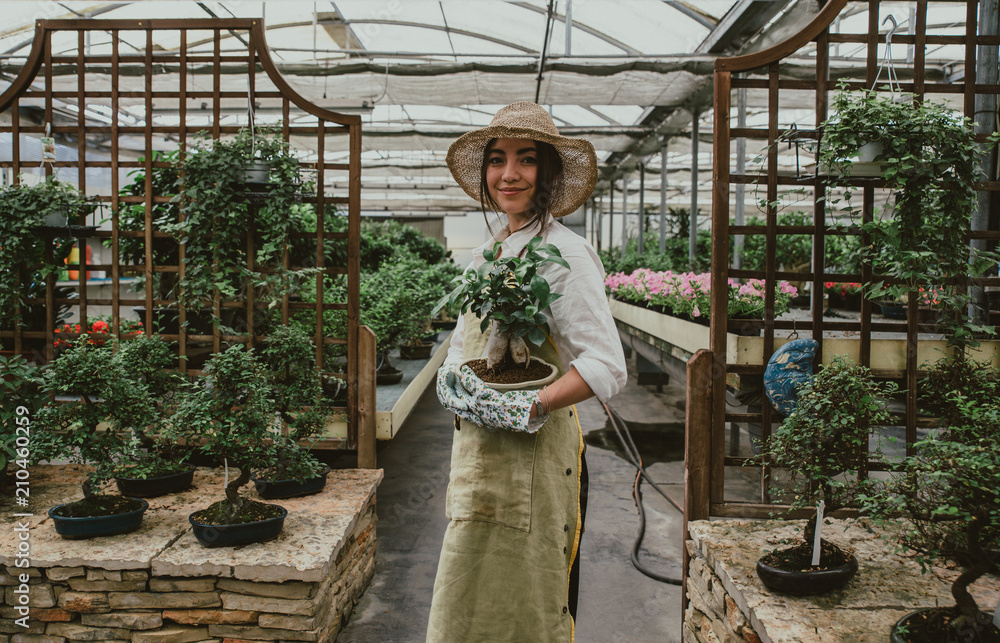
[{"x1": 485, "y1": 137, "x2": 538, "y2": 222}]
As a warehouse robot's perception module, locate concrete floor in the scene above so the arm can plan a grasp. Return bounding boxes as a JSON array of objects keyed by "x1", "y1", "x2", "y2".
[{"x1": 335, "y1": 356, "x2": 687, "y2": 643}]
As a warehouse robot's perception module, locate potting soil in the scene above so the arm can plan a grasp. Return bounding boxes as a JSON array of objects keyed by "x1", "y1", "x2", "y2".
[{"x1": 465, "y1": 358, "x2": 554, "y2": 385}]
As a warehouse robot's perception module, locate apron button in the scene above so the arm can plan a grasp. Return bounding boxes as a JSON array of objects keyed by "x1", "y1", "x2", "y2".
[
  {"x1": 563, "y1": 524, "x2": 569, "y2": 532},
  {"x1": 563, "y1": 606, "x2": 568, "y2": 614},
  {"x1": 563, "y1": 546, "x2": 567, "y2": 553},
  {"x1": 566, "y1": 468, "x2": 572, "y2": 475}
]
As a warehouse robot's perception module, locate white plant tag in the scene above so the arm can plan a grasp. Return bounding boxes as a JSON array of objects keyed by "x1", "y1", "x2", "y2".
[
  {"x1": 223, "y1": 457, "x2": 229, "y2": 489},
  {"x1": 811, "y1": 500, "x2": 825, "y2": 566},
  {"x1": 993, "y1": 594, "x2": 999, "y2": 628}
]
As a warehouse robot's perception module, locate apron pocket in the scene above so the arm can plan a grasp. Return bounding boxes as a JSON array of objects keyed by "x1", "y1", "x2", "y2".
[{"x1": 446, "y1": 420, "x2": 537, "y2": 532}]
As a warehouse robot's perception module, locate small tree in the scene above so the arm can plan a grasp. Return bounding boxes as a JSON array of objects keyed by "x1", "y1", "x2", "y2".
[
  {"x1": 34, "y1": 339, "x2": 164, "y2": 502},
  {"x1": 170, "y1": 345, "x2": 277, "y2": 518},
  {"x1": 758, "y1": 355, "x2": 897, "y2": 553},
  {"x1": 434, "y1": 236, "x2": 568, "y2": 370}
]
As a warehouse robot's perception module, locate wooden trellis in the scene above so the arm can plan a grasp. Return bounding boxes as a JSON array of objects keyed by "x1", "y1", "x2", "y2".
[
  {"x1": 0, "y1": 19, "x2": 375, "y2": 466},
  {"x1": 686, "y1": 0, "x2": 1000, "y2": 523}
]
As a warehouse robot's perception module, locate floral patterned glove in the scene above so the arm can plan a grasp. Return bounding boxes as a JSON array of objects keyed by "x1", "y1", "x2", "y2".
[
  {"x1": 436, "y1": 365, "x2": 487, "y2": 427},
  {"x1": 455, "y1": 365, "x2": 547, "y2": 433}
]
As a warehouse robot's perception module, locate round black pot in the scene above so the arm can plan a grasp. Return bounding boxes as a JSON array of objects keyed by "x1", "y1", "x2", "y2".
[
  {"x1": 252, "y1": 465, "x2": 331, "y2": 499},
  {"x1": 878, "y1": 301, "x2": 908, "y2": 320},
  {"x1": 891, "y1": 607, "x2": 1000, "y2": 643},
  {"x1": 48, "y1": 497, "x2": 149, "y2": 539},
  {"x1": 399, "y1": 342, "x2": 434, "y2": 360},
  {"x1": 377, "y1": 364, "x2": 404, "y2": 385},
  {"x1": 114, "y1": 467, "x2": 196, "y2": 498},
  {"x1": 755, "y1": 549, "x2": 858, "y2": 595},
  {"x1": 431, "y1": 319, "x2": 457, "y2": 331},
  {"x1": 189, "y1": 504, "x2": 287, "y2": 548}
]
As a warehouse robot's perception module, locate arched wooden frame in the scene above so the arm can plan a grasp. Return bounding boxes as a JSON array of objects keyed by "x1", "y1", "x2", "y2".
[
  {"x1": 0, "y1": 19, "x2": 373, "y2": 464},
  {"x1": 688, "y1": 0, "x2": 1000, "y2": 521}
]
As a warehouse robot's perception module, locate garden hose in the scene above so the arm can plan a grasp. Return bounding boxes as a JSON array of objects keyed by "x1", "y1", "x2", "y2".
[{"x1": 600, "y1": 401, "x2": 684, "y2": 586}]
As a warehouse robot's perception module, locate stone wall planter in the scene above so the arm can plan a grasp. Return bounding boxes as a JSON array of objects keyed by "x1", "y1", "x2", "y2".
[
  {"x1": 48, "y1": 497, "x2": 148, "y2": 539},
  {"x1": 114, "y1": 466, "x2": 196, "y2": 498}
]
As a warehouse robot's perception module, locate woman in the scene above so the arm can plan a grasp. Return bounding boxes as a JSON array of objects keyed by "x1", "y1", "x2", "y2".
[{"x1": 430, "y1": 102, "x2": 627, "y2": 643}]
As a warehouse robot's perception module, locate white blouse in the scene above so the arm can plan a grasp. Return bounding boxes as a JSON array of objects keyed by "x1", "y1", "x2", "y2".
[{"x1": 444, "y1": 216, "x2": 628, "y2": 402}]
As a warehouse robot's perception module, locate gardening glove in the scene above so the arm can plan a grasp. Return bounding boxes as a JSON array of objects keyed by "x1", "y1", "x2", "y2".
[
  {"x1": 436, "y1": 364, "x2": 487, "y2": 427},
  {"x1": 455, "y1": 365, "x2": 547, "y2": 433}
]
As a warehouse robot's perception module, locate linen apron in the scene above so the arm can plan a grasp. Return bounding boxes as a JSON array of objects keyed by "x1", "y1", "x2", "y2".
[{"x1": 426, "y1": 312, "x2": 585, "y2": 643}]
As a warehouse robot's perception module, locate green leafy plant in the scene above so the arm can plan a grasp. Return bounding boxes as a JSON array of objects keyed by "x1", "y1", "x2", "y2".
[
  {"x1": 0, "y1": 178, "x2": 92, "y2": 328},
  {"x1": 169, "y1": 344, "x2": 281, "y2": 521},
  {"x1": 0, "y1": 356, "x2": 46, "y2": 481},
  {"x1": 756, "y1": 355, "x2": 897, "y2": 553},
  {"x1": 861, "y1": 412, "x2": 1000, "y2": 639},
  {"x1": 256, "y1": 325, "x2": 328, "y2": 482},
  {"x1": 819, "y1": 85, "x2": 1000, "y2": 349},
  {"x1": 166, "y1": 128, "x2": 313, "y2": 312},
  {"x1": 435, "y1": 236, "x2": 569, "y2": 369},
  {"x1": 33, "y1": 336, "x2": 182, "y2": 504}
]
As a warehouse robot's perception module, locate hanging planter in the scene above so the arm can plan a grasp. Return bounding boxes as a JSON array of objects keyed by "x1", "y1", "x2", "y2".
[
  {"x1": 114, "y1": 466, "x2": 196, "y2": 498},
  {"x1": 241, "y1": 159, "x2": 272, "y2": 189},
  {"x1": 48, "y1": 496, "x2": 148, "y2": 539},
  {"x1": 189, "y1": 503, "x2": 287, "y2": 548}
]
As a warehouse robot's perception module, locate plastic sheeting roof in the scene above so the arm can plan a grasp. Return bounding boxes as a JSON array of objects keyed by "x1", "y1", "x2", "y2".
[{"x1": 0, "y1": 1, "x2": 972, "y2": 214}]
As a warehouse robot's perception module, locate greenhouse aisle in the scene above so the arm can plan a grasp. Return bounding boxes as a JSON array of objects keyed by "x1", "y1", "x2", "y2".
[{"x1": 335, "y1": 354, "x2": 685, "y2": 643}]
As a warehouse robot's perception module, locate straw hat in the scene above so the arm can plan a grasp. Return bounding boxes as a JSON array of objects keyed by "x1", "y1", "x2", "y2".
[{"x1": 446, "y1": 102, "x2": 598, "y2": 218}]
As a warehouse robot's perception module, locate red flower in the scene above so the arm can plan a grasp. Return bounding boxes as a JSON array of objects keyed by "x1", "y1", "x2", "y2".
[{"x1": 91, "y1": 320, "x2": 109, "y2": 333}]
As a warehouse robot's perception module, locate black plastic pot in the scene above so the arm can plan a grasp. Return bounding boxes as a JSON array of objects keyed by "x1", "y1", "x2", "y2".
[
  {"x1": 431, "y1": 319, "x2": 458, "y2": 331},
  {"x1": 376, "y1": 365, "x2": 404, "y2": 385},
  {"x1": 755, "y1": 548, "x2": 858, "y2": 595},
  {"x1": 890, "y1": 607, "x2": 1000, "y2": 643},
  {"x1": 189, "y1": 504, "x2": 287, "y2": 548},
  {"x1": 114, "y1": 467, "x2": 196, "y2": 498},
  {"x1": 399, "y1": 342, "x2": 434, "y2": 360},
  {"x1": 48, "y1": 497, "x2": 149, "y2": 539},
  {"x1": 252, "y1": 465, "x2": 331, "y2": 499},
  {"x1": 242, "y1": 160, "x2": 271, "y2": 189}
]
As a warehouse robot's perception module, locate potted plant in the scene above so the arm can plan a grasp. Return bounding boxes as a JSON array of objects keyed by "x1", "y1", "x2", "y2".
[
  {"x1": 165, "y1": 128, "x2": 312, "y2": 319},
  {"x1": 33, "y1": 338, "x2": 169, "y2": 538},
  {"x1": 434, "y1": 236, "x2": 568, "y2": 388},
  {"x1": 170, "y1": 344, "x2": 288, "y2": 547},
  {"x1": 862, "y1": 412, "x2": 1000, "y2": 642},
  {"x1": 753, "y1": 354, "x2": 898, "y2": 595},
  {"x1": 109, "y1": 334, "x2": 194, "y2": 497},
  {"x1": 0, "y1": 178, "x2": 95, "y2": 331},
  {"x1": 819, "y1": 85, "x2": 1000, "y2": 349},
  {"x1": 251, "y1": 325, "x2": 331, "y2": 499}
]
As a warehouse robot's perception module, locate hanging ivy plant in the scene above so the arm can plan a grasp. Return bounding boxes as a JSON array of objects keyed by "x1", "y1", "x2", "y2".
[
  {"x1": 819, "y1": 85, "x2": 1000, "y2": 348},
  {"x1": 0, "y1": 178, "x2": 95, "y2": 327},
  {"x1": 166, "y1": 128, "x2": 314, "y2": 310}
]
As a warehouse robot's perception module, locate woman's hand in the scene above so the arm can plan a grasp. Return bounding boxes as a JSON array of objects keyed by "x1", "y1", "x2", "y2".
[{"x1": 455, "y1": 366, "x2": 545, "y2": 433}]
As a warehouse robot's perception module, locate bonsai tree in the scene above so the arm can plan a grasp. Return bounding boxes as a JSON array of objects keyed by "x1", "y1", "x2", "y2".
[
  {"x1": 0, "y1": 178, "x2": 93, "y2": 329},
  {"x1": 819, "y1": 85, "x2": 1000, "y2": 348},
  {"x1": 33, "y1": 338, "x2": 173, "y2": 512},
  {"x1": 256, "y1": 325, "x2": 328, "y2": 483},
  {"x1": 862, "y1": 410, "x2": 1000, "y2": 641},
  {"x1": 170, "y1": 344, "x2": 282, "y2": 523},
  {"x1": 756, "y1": 355, "x2": 897, "y2": 567},
  {"x1": 434, "y1": 236, "x2": 569, "y2": 371}
]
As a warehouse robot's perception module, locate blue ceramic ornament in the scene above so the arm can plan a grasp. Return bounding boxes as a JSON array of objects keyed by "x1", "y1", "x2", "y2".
[{"x1": 763, "y1": 338, "x2": 818, "y2": 416}]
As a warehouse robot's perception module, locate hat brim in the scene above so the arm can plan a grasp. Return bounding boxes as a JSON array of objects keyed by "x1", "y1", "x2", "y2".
[{"x1": 446, "y1": 125, "x2": 598, "y2": 218}]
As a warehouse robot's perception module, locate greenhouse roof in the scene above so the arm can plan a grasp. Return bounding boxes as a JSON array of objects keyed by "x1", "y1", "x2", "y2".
[{"x1": 0, "y1": 1, "x2": 976, "y2": 214}]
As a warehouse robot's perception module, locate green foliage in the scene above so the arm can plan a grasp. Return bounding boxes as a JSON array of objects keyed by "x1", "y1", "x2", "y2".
[
  {"x1": 33, "y1": 338, "x2": 181, "y2": 497},
  {"x1": 736, "y1": 211, "x2": 812, "y2": 272},
  {"x1": 819, "y1": 86, "x2": 1000, "y2": 348},
  {"x1": 435, "y1": 237, "x2": 569, "y2": 348},
  {"x1": 0, "y1": 178, "x2": 89, "y2": 327},
  {"x1": 169, "y1": 345, "x2": 276, "y2": 510},
  {"x1": 0, "y1": 356, "x2": 46, "y2": 476},
  {"x1": 166, "y1": 128, "x2": 314, "y2": 308},
  {"x1": 919, "y1": 355, "x2": 999, "y2": 428},
  {"x1": 598, "y1": 208, "x2": 711, "y2": 275},
  {"x1": 757, "y1": 355, "x2": 897, "y2": 543}
]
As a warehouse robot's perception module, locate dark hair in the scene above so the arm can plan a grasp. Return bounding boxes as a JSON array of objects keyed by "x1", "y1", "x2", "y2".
[{"x1": 479, "y1": 138, "x2": 564, "y2": 238}]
